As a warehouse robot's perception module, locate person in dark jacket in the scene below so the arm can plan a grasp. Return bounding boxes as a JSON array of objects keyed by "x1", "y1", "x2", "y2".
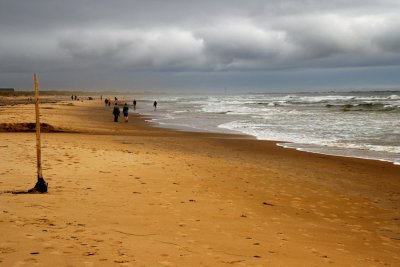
[
  {"x1": 113, "y1": 103, "x2": 120, "y2": 122},
  {"x1": 123, "y1": 103, "x2": 129, "y2": 122}
]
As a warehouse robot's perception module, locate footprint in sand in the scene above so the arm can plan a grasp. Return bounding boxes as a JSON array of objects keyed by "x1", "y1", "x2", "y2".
[
  {"x1": 158, "y1": 261, "x2": 173, "y2": 266},
  {"x1": 0, "y1": 246, "x2": 16, "y2": 254},
  {"x1": 114, "y1": 259, "x2": 130, "y2": 264},
  {"x1": 309, "y1": 247, "x2": 332, "y2": 262},
  {"x1": 18, "y1": 258, "x2": 38, "y2": 264}
]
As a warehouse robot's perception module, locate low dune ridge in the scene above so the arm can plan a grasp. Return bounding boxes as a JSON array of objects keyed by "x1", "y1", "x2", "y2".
[{"x1": 0, "y1": 122, "x2": 59, "y2": 133}]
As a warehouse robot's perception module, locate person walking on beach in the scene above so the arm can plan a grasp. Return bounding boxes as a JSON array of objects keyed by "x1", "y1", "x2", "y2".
[
  {"x1": 113, "y1": 103, "x2": 120, "y2": 122},
  {"x1": 123, "y1": 103, "x2": 129, "y2": 122},
  {"x1": 153, "y1": 100, "x2": 157, "y2": 111},
  {"x1": 105, "y1": 98, "x2": 109, "y2": 106},
  {"x1": 133, "y1": 99, "x2": 137, "y2": 110}
]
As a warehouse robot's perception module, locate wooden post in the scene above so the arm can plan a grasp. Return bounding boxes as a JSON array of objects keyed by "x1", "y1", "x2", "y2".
[
  {"x1": 30, "y1": 73, "x2": 47, "y2": 193},
  {"x1": 34, "y1": 73, "x2": 43, "y2": 179}
]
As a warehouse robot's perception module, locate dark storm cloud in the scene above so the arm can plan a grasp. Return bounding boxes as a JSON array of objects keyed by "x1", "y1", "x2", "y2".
[{"x1": 1, "y1": 0, "x2": 400, "y2": 90}]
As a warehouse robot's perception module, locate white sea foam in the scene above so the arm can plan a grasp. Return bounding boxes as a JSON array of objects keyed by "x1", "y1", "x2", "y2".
[{"x1": 137, "y1": 91, "x2": 400, "y2": 165}]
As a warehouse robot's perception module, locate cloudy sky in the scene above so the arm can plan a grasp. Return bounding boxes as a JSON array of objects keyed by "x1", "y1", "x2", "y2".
[{"x1": 1, "y1": 0, "x2": 400, "y2": 92}]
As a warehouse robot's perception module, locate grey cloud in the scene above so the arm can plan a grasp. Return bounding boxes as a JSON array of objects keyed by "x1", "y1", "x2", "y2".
[
  {"x1": 1, "y1": 0, "x2": 400, "y2": 90},
  {"x1": 372, "y1": 19, "x2": 400, "y2": 53},
  {"x1": 57, "y1": 28, "x2": 205, "y2": 71}
]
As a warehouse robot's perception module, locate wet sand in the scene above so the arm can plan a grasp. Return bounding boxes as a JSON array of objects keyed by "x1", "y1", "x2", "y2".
[{"x1": 0, "y1": 97, "x2": 399, "y2": 266}]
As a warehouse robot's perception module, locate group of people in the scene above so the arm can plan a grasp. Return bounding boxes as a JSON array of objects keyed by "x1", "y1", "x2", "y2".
[
  {"x1": 71, "y1": 95, "x2": 95, "y2": 101},
  {"x1": 104, "y1": 98, "x2": 112, "y2": 106},
  {"x1": 113, "y1": 103, "x2": 129, "y2": 122},
  {"x1": 111, "y1": 99, "x2": 158, "y2": 123}
]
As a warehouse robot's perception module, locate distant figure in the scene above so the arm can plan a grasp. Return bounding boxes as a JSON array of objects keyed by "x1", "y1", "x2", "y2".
[
  {"x1": 133, "y1": 99, "x2": 137, "y2": 110},
  {"x1": 153, "y1": 101, "x2": 157, "y2": 111},
  {"x1": 108, "y1": 100, "x2": 111, "y2": 107},
  {"x1": 71, "y1": 95, "x2": 73, "y2": 101},
  {"x1": 123, "y1": 103, "x2": 129, "y2": 122},
  {"x1": 114, "y1": 96, "x2": 118, "y2": 101},
  {"x1": 105, "y1": 98, "x2": 109, "y2": 106},
  {"x1": 113, "y1": 103, "x2": 120, "y2": 122},
  {"x1": 101, "y1": 95, "x2": 103, "y2": 100},
  {"x1": 74, "y1": 95, "x2": 77, "y2": 101}
]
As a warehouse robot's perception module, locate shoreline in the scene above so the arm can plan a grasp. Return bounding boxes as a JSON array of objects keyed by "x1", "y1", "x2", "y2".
[
  {"x1": 0, "y1": 97, "x2": 399, "y2": 266},
  {"x1": 1, "y1": 95, "x2": 399, "y2": 166},
  {"x1": 277, "y1": 142, "x2": 400, "y2": 166},
  {"x1": 1, "y1": 95, "x2": 399, "y2": 173},
  {"x1": 138, "y1": 108, "x2": 400, "y2": 166},
  {"x1": 2, "y1": 93, "x2": 399, "y2": 165},
  {"x1": 133, "y1": 92, "x2": 400, "y2": 166}
]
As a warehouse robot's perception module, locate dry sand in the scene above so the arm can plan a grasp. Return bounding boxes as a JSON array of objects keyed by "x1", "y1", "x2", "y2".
[{"x1": 0, "y1": 97, "x2": 399, "y2": 266}]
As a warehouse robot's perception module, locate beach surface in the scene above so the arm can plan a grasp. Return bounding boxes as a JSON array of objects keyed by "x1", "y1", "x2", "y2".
[{"x1": 0, "y1": 97, "x2": 399, "y2": 266}]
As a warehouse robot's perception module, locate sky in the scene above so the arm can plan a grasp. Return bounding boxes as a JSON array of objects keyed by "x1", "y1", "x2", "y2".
[{"x1": 1, "y1": 0, "x2": 400, "y2": 92}]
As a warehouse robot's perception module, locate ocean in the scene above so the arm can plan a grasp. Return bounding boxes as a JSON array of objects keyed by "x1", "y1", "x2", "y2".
[{"x1": 134, "y1": 91, "x2": 400, "y2": 165}]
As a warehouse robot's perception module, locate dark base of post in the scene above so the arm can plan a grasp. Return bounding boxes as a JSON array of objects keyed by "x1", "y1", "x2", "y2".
[{"x1": 28, "y1": 176, "x2": 48, "y2": 193}]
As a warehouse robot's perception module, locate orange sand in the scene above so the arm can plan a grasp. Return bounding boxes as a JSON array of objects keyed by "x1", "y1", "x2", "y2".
[{"x1": 0, "y1": 97, "x2": 399, "y2": 266}]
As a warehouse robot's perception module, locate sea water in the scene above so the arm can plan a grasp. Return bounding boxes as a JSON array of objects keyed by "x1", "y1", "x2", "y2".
[{"x1": 135, "y1": 91, "x2": 400, "y2": 165}]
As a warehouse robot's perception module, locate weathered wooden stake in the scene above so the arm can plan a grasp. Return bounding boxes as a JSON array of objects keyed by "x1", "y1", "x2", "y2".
[{"x1": 30, "y1": 73, "x2": 48, "y2": 193}]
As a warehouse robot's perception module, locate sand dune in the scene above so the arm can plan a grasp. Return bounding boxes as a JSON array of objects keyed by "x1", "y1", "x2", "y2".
[{"x1": 0, "y1": 123, "x2": 58, "y2": 133}]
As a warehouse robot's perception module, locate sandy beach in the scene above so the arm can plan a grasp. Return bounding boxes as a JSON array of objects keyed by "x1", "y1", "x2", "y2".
[{"x1": 0, "y1": 97, "x2": 399, "y2": 266}]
